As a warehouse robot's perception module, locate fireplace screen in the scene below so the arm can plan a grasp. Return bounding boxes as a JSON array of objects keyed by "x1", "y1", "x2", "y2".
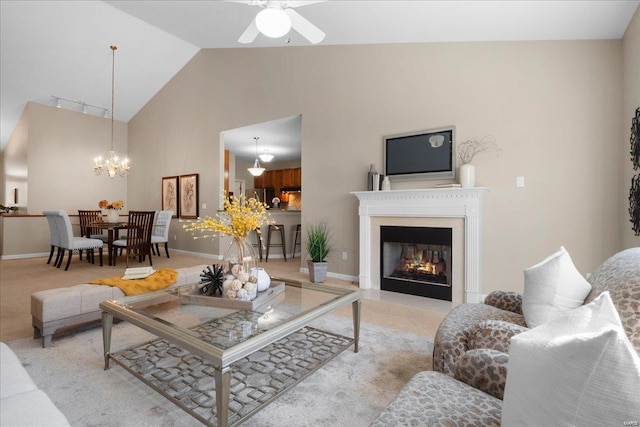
[{"x1": 380, "y1": 226, "x2": 452, "y2": 300}]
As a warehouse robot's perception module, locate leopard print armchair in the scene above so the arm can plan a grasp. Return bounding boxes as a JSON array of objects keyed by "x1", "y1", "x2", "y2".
[
  {"x1": 433, "y1": 247, "x2": 640, "y2": 389},
  {"x1": 372, "y1": 249, "x2": 639, "y2": 427}
]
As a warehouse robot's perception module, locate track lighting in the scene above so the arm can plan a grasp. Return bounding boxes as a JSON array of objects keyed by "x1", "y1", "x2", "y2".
[{"x1": 52, "y1": 95, "x2": 108, "y2": 117}]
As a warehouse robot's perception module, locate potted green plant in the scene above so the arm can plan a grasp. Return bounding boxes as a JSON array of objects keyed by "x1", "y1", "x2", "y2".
[{"x1": 305, "y1": 219, "x2": 331, "y2": 283}]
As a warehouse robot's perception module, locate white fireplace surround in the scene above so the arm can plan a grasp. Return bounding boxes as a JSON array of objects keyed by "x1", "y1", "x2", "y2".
[{"x1": 352, "y1": 188, "x2": 488, "y2": 304}]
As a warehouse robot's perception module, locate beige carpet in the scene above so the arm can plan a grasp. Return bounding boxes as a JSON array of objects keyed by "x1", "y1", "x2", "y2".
[
  {"x1": 0, "y1": 251, "x2": 446, "y2": 343},
  {"x1": 6, "y1": 312, "x2": 433, "y2": 426}
]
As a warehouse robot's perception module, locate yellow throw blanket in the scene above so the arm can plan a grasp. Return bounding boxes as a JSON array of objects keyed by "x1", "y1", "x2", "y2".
[{"x1": 90, "y1": 268, "x2": 178, "y2": 296}]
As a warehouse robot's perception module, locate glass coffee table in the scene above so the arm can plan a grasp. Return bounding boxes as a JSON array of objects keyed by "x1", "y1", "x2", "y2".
[{"x1": 100, "y1": 278, "x2": 361, "y2": 427}]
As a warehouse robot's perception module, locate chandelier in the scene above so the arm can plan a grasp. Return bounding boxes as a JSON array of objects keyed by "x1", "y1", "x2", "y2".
[
  {"x1": 247, "y1": 137, "x2": 266, "y2": 177},
  {"x1": 94, "y1": 45, "x2": 130, "y2": 178}
]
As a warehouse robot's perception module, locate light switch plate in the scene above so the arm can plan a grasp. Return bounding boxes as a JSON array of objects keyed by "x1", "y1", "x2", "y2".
[{"x1": 516, "y1": 176, "x2": 525, "y2": 187}]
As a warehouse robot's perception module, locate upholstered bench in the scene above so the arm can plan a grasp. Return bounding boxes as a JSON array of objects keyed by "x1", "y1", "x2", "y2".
[{"x1": 31, "y1": 265, "x2": 207, "y2": 348}]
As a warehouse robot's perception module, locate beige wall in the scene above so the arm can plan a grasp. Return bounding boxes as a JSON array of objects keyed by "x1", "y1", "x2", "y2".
[
  {"x1": 5, "y1": 102, "x2": 129, "y2": 215},
  {"x1": 622, "y1": 7, "x2": 640, "y2": 248},
  {"x1": 127, "y1": 40, "x2": 629, "y2": 294},
  {"x1": 2, "y1": 34, "x2": 636, "y2": 293},
  {"x1": 0, "y1": 102, "x2": 130, "y2": 256},
  {"x1": 2, "y1": 105, "x2": 28, "y2": 209}
]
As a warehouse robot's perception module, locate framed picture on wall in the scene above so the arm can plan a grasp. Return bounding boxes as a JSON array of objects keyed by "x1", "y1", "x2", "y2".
[
  {"x1": 162, "y1": 176, "x2": 179, "y2": 217},
  {"x1": 179, "y1": 174, "x2": 199, "y2": 219}
]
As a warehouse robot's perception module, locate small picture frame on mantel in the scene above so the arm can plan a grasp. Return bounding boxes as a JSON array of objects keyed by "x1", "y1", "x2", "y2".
[
  {"x1": 179, "y1": 174, "x2": 199, "y2": 219},
  {"x1": 162, "y1": 176, "x2": 179, "y2": 217}
]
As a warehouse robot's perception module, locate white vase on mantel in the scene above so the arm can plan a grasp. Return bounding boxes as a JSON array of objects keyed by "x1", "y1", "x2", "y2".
[
  {"x1": 459, "y1": 164, "x2": 475, "y2": 188},
  {"x1": 105, "y1": 209, "x2": 120, "y2": 223}
]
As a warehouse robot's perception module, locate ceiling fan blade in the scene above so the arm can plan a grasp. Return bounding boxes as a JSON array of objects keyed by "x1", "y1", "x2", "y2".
[
  {"x1": 238, "y1": 19, "x2": 260, "y2": 44},
  {"x1": 284, "y1": 8, "x2": 325, "y2": 44},
  {"x1": 282, "y1": 1, "x2": 325, "y2": 8}
]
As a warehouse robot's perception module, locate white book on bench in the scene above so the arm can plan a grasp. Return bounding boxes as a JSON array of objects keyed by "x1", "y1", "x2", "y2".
[{"x1": 122, "y1": 266, "x2": 156, "y2": 280}]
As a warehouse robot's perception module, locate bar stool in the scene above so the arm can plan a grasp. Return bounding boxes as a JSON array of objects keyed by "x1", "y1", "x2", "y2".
[
  {"x1": 250, "y1": 228, "x2": 263, "y2": 262},
  {"x1": 265, "y1": 224, "x2": 286, "y2": 262},
  {"x1": 291, "y1": 224, "x2": 302, "y2": 258}
]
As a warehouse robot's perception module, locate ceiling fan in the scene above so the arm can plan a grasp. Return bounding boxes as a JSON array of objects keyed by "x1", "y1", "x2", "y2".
[{"x1": 236, "y1": 1, "x2": 326, "y2": 45}]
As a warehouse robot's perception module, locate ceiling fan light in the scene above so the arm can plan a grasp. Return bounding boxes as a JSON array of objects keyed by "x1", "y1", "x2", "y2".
[{"x1": 255, "y1": 7, "x2": 291, "y2": 38}]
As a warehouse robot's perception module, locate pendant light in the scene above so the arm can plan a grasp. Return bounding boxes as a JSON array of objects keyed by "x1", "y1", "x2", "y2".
[
  {"x1": 258, "y1": 149, "x2": 274, "y2": 163},
  {"x1": 247, "y1": 137, "x2": 265, "y2": 176},
  {"x1": 94, "y1": 45, "x2": 130, "y2": 178}
]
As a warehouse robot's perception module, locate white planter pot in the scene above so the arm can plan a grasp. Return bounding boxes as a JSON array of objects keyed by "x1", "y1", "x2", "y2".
[
  {"x1": 459, "y1": 164, "x2": 475, "y2": 188},
  {"x1": 105, "y1": 209, "x2": 120, "y2": 223}
]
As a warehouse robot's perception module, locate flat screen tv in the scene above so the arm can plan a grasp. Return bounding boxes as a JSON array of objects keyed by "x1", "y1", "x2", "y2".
[{"x1": 384, "y1": 126, "x2": 456, "y2": 181}]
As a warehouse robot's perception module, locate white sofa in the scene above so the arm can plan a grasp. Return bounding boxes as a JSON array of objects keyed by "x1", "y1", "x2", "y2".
[
  {"x1": 31, "y1": 265, "x2": 208, "y2": 347},
  {"x1": 0, "y1": 342, "x2": 70, "y2": 426}
]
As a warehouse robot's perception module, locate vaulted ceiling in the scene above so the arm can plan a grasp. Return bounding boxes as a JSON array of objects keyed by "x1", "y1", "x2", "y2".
[{"x1": 1, "y1": 0, "x2": 638, "y2": 153}]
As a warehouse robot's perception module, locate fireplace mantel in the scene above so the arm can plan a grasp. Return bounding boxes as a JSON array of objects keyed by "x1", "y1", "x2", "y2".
[{"x1": 352, "y1": 188, "x2": 488, "y2": 304}]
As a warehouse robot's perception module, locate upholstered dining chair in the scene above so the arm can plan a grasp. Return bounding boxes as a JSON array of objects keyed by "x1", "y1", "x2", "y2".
[
  {"x1": 78, "y1": 210, "x2": 108, "y2": 242},
  {"x1": 43, "y1": 210, "x2": 62, "y2": 266},
  {"x1": 49, "y1": 210, "x2": 104, "y2": 270},
  {"x1": 151, "y1": 210, "x2": 173, "y2": 258},
  {"x1": 111, "y1": 210, "x2": 155, "y2": 267}
]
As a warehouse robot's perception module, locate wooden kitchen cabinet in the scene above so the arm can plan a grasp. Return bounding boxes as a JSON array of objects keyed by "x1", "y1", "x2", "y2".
[{"x1": 254, "y1": 167, "x2": 301, "y2": 200}]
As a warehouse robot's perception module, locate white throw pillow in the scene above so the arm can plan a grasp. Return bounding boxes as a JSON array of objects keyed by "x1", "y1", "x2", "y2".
[
  {"x1": 502, "y1": 292, "x2": 640, "y2": 427},
  {"x1": 521, "y1": 246, "x2": 591, "y2": 328}
]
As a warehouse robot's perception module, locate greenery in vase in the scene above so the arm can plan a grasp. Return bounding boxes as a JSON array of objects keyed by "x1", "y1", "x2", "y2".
[
  {"x1": 306, "y1": 220, "x2": 332, "y2": 262},
  {"x1": 456, "y1": 135, "x2": 501, "y2": 165}
]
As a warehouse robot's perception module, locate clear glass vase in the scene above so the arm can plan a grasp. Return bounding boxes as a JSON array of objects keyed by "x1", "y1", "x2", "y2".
[{"x1": 222, "y1": 237, "x2": 258, "y2": 300}]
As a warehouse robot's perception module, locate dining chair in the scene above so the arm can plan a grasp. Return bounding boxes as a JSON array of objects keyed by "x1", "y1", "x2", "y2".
[
  {"x1": 112, "y1": 210, "x2": 155, "y2": 267},
  {"x1": 78, "y1": 210, "x2": 108, "y2": 242},
  {"x1": 150, "y1": 210, "x2": 173, "y2": 258},
  {"x1": 43, "y1": 210, "x2": 62, "y2": 266},
  {"x1": 50, "y1": 210, "x2": 104, "y2": 271}
]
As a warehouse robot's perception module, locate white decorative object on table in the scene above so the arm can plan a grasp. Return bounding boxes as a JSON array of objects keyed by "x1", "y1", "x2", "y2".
[
  {"x1": 182, "y1": 194, "x2": 274, "y2": 300},
  {"x1": 251, "y1": 267, "x2": 271, "y2": 292},
  {"x1": 106, "y1": 209, "x2": 119, "y2": 223},
  {"x1": 98, "y1": 199, "x2": 124, "y2": 223}
]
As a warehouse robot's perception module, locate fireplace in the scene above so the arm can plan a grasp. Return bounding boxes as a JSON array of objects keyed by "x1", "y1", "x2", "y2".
[
  {"x1": 381, "y1": 226, "x2": 452, "y2": 300},
  {"x1": 352, "y1": 188, "x2": 488, "y2": 305}
]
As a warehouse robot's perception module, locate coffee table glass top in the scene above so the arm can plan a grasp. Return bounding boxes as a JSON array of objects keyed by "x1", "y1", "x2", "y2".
[
  {"x1": 100, "y1": 277, "x2": 361, "y2": 427},
  {"x1": 103, "y1": 278, "x2": 359, "y2": 355}
]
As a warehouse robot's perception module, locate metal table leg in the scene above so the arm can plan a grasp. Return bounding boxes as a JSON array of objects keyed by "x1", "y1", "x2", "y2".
[
  {"x1": 352, "y1": 299, "x2": 361, "y2": 353},
  {"x1": 215, "y1": 367, "x2": 231, "y2": 427},
  {"x1": 102, "y1": 311, "x2": 113, "y2": 370}
]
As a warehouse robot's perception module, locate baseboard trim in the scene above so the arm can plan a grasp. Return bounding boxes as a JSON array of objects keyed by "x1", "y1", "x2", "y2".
[
  {"x1": 2, "y1": 252, "x2": 50, "y2": 260},
  {"x1": 299, "y1": 267, "x2": 359, "y2": 284}
]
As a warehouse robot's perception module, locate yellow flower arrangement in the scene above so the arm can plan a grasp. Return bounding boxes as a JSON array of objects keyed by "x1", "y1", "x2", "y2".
[
  {"x1": 98, "y1": 199, "x2": 125, "y2": 210},
  {"x1": 182, "y1": 194, "x2": 273, "y2": 240}
]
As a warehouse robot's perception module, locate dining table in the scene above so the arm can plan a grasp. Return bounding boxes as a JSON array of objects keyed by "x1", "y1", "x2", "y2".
[{"x1": 90, "y1": 221, "x2": 129, "y2": 266}]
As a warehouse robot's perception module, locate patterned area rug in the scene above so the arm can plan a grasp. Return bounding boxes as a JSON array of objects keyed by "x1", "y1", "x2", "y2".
[
  {"x1": 7, "y1": 314, "x2": 433, "y2": 427},
  {"x1": 112, "y1": 325, "x2": 353, "y2": 426}
]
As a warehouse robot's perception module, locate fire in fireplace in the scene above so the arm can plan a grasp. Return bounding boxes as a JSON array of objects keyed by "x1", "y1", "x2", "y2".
[{"x1": 380, "y1": 226, "x2": 452, "y2": 301}]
